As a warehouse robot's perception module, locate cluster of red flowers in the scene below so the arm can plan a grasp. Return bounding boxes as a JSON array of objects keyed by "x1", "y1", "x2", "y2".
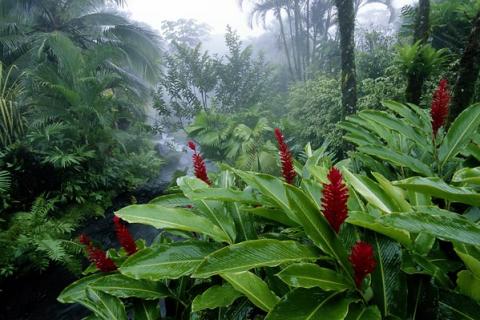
[
  {"x1": 321, "y1": 167, "x2": 349, "y2": 233},
  {"x1": 113, "y1": 215, "x2": 137, "y2": 255},
  {"x1": 188, "y1": 141, "x2": 211, "y2": 185},
  {"x1": 274, "y1": 128, "x2": 296, "y2": 184},
  {"x1": 320, "y1": 166, "x2": 376, "y2": 287},
  {"x1": 79, "y1": 234, "x2": 117, "y2": 272},
  {"x1": 431, "y1": 79, "x2": 450, "y2": 137},
  {"x1": 349, "y1": 241, "x2": 377, "y2": 288},
  {"x1": 79, "y1": 216, "x2": 137, "y2": 272}
]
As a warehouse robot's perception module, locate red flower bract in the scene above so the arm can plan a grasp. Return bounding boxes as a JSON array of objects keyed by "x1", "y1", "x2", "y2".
[
  {"x1": 349, "y1": 241, "x2": 377, "y2": 288},
  {"x1": 188, "y1": 141, "x2": 211, "y2": 185},
  {"x1": 113, "y1": 215, "x2": 137, "y2": 255},
  {"x1": 79, "y1": 234, "x2": 117, "y2": 272},
  {"x1": 274, "y1": 128, "x2": 296, "y2": 184},
  {"x1": 321, "y1": 167, "x2": 348, "y2": 233},
  {"x1": 431, "y1": 79, "x2": 450, "y2": 137}
]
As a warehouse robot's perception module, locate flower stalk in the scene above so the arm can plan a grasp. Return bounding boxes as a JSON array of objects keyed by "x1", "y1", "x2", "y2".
[
  {"x1": 188, "y1": 141, "x2": 211, "y2": 185},
  {"x1": 321, "y1": 167, "x2": 348, "y2": 233}
]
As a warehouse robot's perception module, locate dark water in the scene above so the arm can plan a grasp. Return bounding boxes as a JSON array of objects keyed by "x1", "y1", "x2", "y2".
[{"x1": 0, "y1": 134, "x2": 190, "y2": 320}]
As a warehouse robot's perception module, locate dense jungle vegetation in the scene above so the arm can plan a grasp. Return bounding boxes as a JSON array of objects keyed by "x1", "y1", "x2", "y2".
[{"x1": 1, "y1": 0, "x2": 480, "y2": 319}]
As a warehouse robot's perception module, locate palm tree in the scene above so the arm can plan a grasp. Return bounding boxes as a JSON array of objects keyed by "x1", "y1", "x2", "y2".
[{"x1": 0, "y1": 0, "x2": 161, "y2": 83}]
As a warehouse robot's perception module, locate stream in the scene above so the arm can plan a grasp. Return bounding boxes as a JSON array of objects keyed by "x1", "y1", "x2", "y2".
[{"x1": 0, "y1": 132, "x2": 190, "y2": 320}]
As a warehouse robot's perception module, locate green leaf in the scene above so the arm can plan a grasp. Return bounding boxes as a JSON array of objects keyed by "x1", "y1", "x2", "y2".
[
  {"x1": 457, "y1": 270, "x2": 480, "y2": 302},
  {"x1": 242, "y1": 206, "x2": 297, "y2": 226},
  {"x1": 133, "y1": 301, "x2": 160, "y2": 320},
  {"x1": 414, "y1": 232, "x2": 436, "y2": 255},
  {"x1": 358, "y1": 110, "x2": 426, "y2": 146},
  {"x1": 77, "y1": 288, "x2": 127, "y2": 320},
  {"x1": 368, "y1": 233, "x2": 407, "y2": 318},
  {"x1": 372, "y1": 173, "x2": 412, "y2": 212},
  {"x1": 439, "y1": 290, "x2": 480, "y2": 319},
  {"x1": 395, "y1": 177, "x2": 480, "y2": 206},
  {"x1": 191, "y1": 284, "x2": 242, "y2": 312},
  {"x1": 284, "y1": 185, "x2": 354, "y2": 284},
  {"x1": 345, "y1": 304, "x2": 382, "y2": 320},
  {"x1": 221, "y1": 271, "x2": 280, "y2": 312},
  {"x1": 58, "y1": 274, "x2": 105, "y2": 303},
  {"x1": 149, "y1": 193, "x2": 191, "y2": 207},
  {"x1": 452, "y1": 167, "x2": 480, "y2": 185},
  {"x1": 402, "y1": 252, "x2": 452, "y2": 287},
  {"x1": 116, "y1": 204, "x2": 231, "y2": 243},
  {"x1": 379, "y1": 211, "x2": 480, "y2": 246},
  {"x1": 342, "y1": 168, "x2": 396, "y2": 213},
  {"x1": 230, "y1": 169, "x2": 300, "y2": 224},
  {"x1": 193, "y1": 239, "x2": 319, "y2": 278},
  {"x1": 186, "y1": 187, "x2": 259, "y2": 204},
  {"x1": 265, "y1": 288, "x2": 354, "y2": 320},
  {"x1": 439, "y1": 103, "x2": 480, "y2": 166},
  {"x1": 88, "y1": 274, "x2": 168, "y2": 299},
  {"x1": 229, "y1": 202, "x2": 257, "y2": 242},
  {"x1": 382, "y1": 100, "x2": 426, "y2": 130},
  {"x1": 276, "y1": 263, "x2": 352, "y2": 291},
  {"x1": 347, "y1": 211, "x2": 411, "y2": 246},
  {"x1": 177, "y1": 177, "x2": 236, "y2": 243},
  {"x1": 359, "y1": 146, "x2": 433, "y2": 176},
  {"x1": 454, "y1": 243, "x2": 480, "y2": 278},
  {"x1": 120, "y1": 242, "x2": 221, "y2": 281}
]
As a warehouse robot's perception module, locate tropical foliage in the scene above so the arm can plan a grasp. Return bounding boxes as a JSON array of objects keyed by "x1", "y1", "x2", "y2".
[{"x1": 59, "y1": 83, "x2": 480, "y2": 318}]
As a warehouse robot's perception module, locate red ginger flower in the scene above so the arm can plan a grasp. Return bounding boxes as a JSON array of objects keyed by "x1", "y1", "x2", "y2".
[
  {"x1": 188, "y1": 141, "x2": 211, "y2": 185},
  {"x1": 431, "y1": 79, "x2": 450, "y2": 137},
  {"x1": 274, "y1": 128, "x2": 296, "y2": 184},
  {"x1": 321, "y1": 167, "x2": 348, "y2": 233},
  {"x1": 79, "y1": 234, "x2": 117, "y2": 272},
  {"x1": 113, "y1": 215, "x2": 137, "y2": 255},
  {"x1": 349, "y1": 241, "x2": 377, "y2": 288}
]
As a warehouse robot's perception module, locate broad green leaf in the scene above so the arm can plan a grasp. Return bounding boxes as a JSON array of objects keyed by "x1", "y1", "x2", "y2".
[
  {"x1": 230, "y1": 169, "x2": 300, "y2": 223},
  {"x1": 358, "y1": 110, "x2": 426, "y2": 146},
  {"x1": 454, "y1": 243, "x2": 480, "y2": 278},
  {"x1": 193, "y1": 239, "x2": 319, "y2": 278},
  {"x1": 439, "y1": 290, "x2": 480, "y2": 319},
  {"x1": 382, "y1": 100, "x2": 425, "y2": 129},
  {"x1": 229, "y1": 202, "x2": 257, "y2": 242},
  {"x1": 284, "y1": 185, "x2": 354, "y2": 284},
  {"x1": 402, "y1": 252, "x2": 452, "y2": 287},
  {"x1": 88, "y1": 274, "x2": 168, "y2": 299},
  {"x1": 379, "y1": 211, "x2": 480, "y2": 246},
  {"x1": 191, "y1": 284, "x2": 242, "y2": 312},
  {"x1": 120, "y1": 242, "x2": 221, "y2": 281},
  {"x1": 265, "y1": 288, "x2": 353, "y2": 320},
  {"x1": 452, "y1": 167, "x2": 480, "y2": 185},
  {"x1": 177, "y1": 176, "x2": 236, "y2": 243},
  {"x1": 368, "y1": 233, "x2": 407, "y2": 318},
  {"x1": 345, "y1": 304, "x2": 382, "y2": 320},
  {"x1": 58, "y1": 274, "x2": 105, "y2": 303},
  {"x1": 406, "y1": 277, "x2": 439, "y2": 320},
  {"x1": 116, "y1": 204, "x2": 230, "y2": 243},
  {"x1": 148, "y1": 193, "x2": 191, "y2": 207},
  {"x1": 134, "y1": 301, "x2": 160, "y2": 320},
  {"x1": 77, "y1": 288, "x2": 127, "y2": 320},
  {"x1": 221, "y1": 271, "x2": 279, "y2": 312},
  {"x1": 186, "y1": 187, "x2": 259, "y2": 204},
  {"x1": 439, "y1": 103, "x2": 480, "y2": 166},
  {"x1": 347, "y1": 211, "x2": 411, "y2": 246},
  {"x1": 276, "y1": 263, "x2": 352, "y2": 291},
  {"x1": 457, "y1": 270, "x2": 480, "y2": 302},
  {"x1": 242, "y1": 206, "x2": 297, "y2": 226},
  {"x1": 395, "y1": 177, "x2": 480, "y2": 206},
  {"x1": 372, "y1": 173, "x2": 412, "y2": 212},
  {"x1": 414, "y1": 233, "x2": 436, "y2": 255},
  {"x1": 342, "y1": 168, "x2": 396, "y2": 213},
  {"x1": 359, "y1": 146, "x2": 433, "y2": 176},
  {"x1": 407, "y1": 190, "x2": 432, "y2": 206}
]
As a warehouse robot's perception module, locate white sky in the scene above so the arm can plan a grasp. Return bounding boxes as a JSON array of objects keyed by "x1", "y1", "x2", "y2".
[{"x1": 125, "y1": 0, "x2": 416, "y2": 38}]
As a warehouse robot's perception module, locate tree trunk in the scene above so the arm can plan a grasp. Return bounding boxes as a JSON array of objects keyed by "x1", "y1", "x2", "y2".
[
  {"x1": 275, "y1": 3, "x2": 294, "y2": 79},
  {"x1": 450, "y1": 11, "x2": 480, "y2": 121},
  {"x1": 406, "y1": 0, "x2": 430, "y2": 105},
  {"x1": 335, "y1": 0, "x2": 357, "y2": 116}
]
